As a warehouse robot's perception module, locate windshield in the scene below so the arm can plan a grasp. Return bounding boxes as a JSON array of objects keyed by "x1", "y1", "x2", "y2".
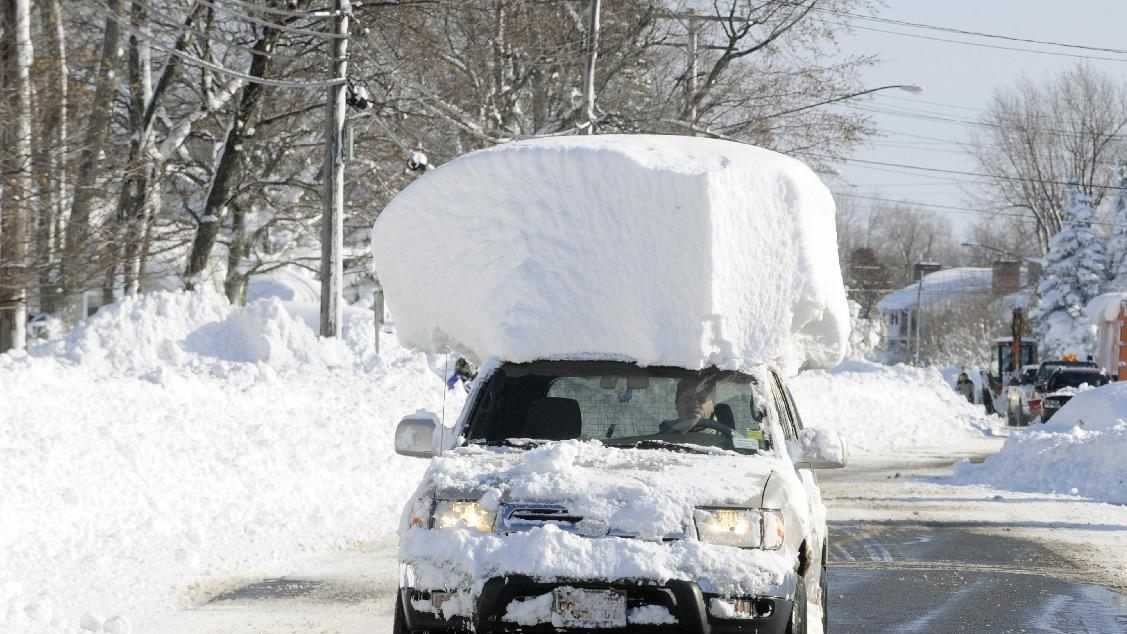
[
  {"x1": 1048, "y1": 371, "x2": 1107, "y2": 390},
  {"x1": 464, "y1": 361, "x2": 773, "y2": 455}
]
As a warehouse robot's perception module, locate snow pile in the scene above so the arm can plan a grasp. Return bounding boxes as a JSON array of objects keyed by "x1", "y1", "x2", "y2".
[
  {"x1": 954, "y1": 382, "x2": 1127, "y2": 503},
  {"x1": 371, "y1": 135, "x2": 849, "y2": 375},
  {"x1": 789, "y1": 360, "x2": 1000, "y2": 456},
  {"x1": 58, "y1": 289, "x2": 233, "y2": 372},
  {"x1": 0, "y1": 290, "x2": 460, "y2": 634},
  {"x1": 184, "y1": 298, "x2": 352, "y2": 369}
]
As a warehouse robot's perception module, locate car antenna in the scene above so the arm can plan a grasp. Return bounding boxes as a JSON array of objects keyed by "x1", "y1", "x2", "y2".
[{"x1": 439, "y1": 352, "x2": 450, "y2": 455}]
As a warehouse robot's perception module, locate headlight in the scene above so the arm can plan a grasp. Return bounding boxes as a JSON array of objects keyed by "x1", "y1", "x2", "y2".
[
  {"x1": 432, "y1": 500, "x2": 495, "y2": 533},
  {"x1": 1008, "y1": 389, "x2": 1021, "y2": 404},
  {"x1": 694, "y1": 508, "x2": 784, "y2": 550}
]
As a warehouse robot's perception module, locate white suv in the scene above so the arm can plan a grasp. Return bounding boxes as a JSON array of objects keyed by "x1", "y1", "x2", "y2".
[{"x1": 392, "y1": 359, "x2": 846, "y2": 634}]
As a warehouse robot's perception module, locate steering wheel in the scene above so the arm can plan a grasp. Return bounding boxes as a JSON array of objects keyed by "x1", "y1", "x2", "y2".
[{"x1": 688, "y1": 418, "x2": 734, "y2": 436}]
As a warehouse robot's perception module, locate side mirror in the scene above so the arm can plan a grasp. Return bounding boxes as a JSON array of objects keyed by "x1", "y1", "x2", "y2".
[
  {"x1": 790, "y1": 428, "x2": 847, "y2": 470},
  {"x1": 395, "y1": 410, "x2": 439, "y2": 458}
]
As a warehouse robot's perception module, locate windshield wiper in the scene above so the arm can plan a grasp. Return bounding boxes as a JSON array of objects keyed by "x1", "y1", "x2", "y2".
[
  {"x1": 468, "y1": 438, "x2": 543, "y2": 449},
  {"x1": 610, "y1": 439, "x2": 715, "y2": 454}
]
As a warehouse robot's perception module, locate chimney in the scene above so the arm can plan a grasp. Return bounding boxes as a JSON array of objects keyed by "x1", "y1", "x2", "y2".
[
  {"x1": 913, "y1": 262, "x2": 942, "y2": 282},
  {"x1": 992, "y1": 259, "x2": 1021, "y2": 295}
]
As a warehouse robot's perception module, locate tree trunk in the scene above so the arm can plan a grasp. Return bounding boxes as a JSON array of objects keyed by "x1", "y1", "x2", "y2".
[
  {"x1": 582, "y1": 0, "x2": 600, "y2": 133},
  {"x1": 223, "y1": 202, "x2": 249, "y2": 305},
  {"x1": 184, "y1": 28, "x2": 278, "y2": 288},
  {"x1": 62, "y1": 0, "x2": 121, "y2": 302},
  {"x1": 0, "y1": 0, "x2": 33, "y2": 352},
  {"x1": 35, "y1": 0, "x2": 66, "y2": 314},
  {"x1": 121, "y1": 0, "x2": 153, "y2": 296}
]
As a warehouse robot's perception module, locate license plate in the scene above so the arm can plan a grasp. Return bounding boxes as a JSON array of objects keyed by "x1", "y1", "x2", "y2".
[{"x1": 552, "y1": 587, "x2": 627, "y2": 629}]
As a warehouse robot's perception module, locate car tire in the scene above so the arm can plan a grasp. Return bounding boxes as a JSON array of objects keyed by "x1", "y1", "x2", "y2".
[
  {"x1": 787, "y1": 572, "x2": 808, "y2": 634},
  {"x1": 393, "y1": 592, "x2": 411, "y2": 634},
  {"x1": 821, "y1": 565, "x2": 829, "y2": 634}
]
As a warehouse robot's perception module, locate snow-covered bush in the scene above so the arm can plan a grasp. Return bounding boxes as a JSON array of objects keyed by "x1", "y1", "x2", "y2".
[{"x1": 1032, "y1": 185, "x2": 1106, "y2": 357}]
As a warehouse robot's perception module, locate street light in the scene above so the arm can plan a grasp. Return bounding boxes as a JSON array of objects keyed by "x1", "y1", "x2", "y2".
[{"x1": 719, "y1": 84, "x2": 924, "y2": 132}]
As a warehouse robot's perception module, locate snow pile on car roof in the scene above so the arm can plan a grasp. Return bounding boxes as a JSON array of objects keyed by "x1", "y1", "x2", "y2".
[{"x1": 371, "y1": 135, "x2": 849, "y2": 374}]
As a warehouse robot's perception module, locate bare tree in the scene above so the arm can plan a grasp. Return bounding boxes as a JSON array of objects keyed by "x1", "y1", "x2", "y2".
[
  {"x1": 62, "y1": 0, "x2": 123, "y2": 305},
  {"x1": 0, "y1": 0, "x2": 33, "y2": 352},
  {"x1": 870, "y1": 204, "x2": 957, "y2": 287},
  {"x1": 972, "y1": 64, "x2": 1127, "y2": 253}
]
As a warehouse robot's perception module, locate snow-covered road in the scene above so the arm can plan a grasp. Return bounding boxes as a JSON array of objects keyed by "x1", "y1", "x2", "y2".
[{"x1": 147, "y1": 456, "x2": 1127, "y2": 633}]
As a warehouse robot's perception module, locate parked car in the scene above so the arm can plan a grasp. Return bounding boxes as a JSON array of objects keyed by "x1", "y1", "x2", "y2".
[
  {"x1": 1039, "y1": 366, "x2": 1110, "y2": 422},
  {"x1": 1022, "y1": 360, "x2": 1098, "y2": 422},
  {"x1": 392, "y1": 360, "x2": 846, "y2": 634}
]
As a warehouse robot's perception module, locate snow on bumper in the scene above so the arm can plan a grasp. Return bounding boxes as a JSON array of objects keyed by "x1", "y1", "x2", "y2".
[{"x1": 399, "y1": 523, "x2": 794, "y2": 619}]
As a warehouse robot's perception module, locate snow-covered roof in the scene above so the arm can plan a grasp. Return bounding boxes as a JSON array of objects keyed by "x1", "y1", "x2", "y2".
[
  {"x1": 1085, "y1": 292, "x2": 1127, "y2": 325},
  {"x1": 370, "y1": 135, "x2": 849, "y2": 374},
  {"x1": 877, "y1": 267, "x2": 994, "y2": 313}
]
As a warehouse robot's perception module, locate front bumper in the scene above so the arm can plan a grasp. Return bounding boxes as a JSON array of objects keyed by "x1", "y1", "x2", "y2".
[
  {"x1": 1041, "y1": 398, "x2": 1068, "y2": 421},
  {"x1": 399, "y1": 576, "x2": 792, "y2": 633}
]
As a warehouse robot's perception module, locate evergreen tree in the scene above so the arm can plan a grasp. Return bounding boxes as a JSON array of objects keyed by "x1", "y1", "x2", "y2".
[
  {"x1": 1032, "y1": 184, "x2": 1107, "y2": 357},
  {"x1": 1106, "y1": 163, "x2": 1127, "y2": 290}
]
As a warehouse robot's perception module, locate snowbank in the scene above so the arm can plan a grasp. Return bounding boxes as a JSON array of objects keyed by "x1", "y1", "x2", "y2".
[
  {"x1": 789, "y1": 360, "x2": 1000, "y2": 456},
  {"x1": 954, "y1": 382, "x2": 1127, "y2": 503},
  {"x1": 371, "y1": 135, "x2": 848, "y2": 375},
  {"x1": 1047, "y1": 381, "x2": 1127, "y2": 429},
  {"x1": 0, "y1": 290, "x2": 462, "y2": 634}
]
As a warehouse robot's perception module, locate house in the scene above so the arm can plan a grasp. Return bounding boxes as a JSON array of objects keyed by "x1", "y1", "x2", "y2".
[{"x1": 877, "y1": 260, "x2": 1038, "y2": 362}]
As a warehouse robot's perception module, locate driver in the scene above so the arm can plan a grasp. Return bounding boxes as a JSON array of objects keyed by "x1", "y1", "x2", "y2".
[{"x1": 659, "y1": 376, "x2": 717, "y2": 433}]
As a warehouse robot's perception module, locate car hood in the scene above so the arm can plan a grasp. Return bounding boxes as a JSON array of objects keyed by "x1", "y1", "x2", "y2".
[
  {"x1": 400, "y1": 440, "x2": 796, "y2": 603},
  {"x1": 420, "y1": 440, "x2": 781, "y2": 540}
]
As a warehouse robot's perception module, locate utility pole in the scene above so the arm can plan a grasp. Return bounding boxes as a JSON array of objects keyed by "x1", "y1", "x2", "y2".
[
  {"x1": 320, "y1": 0, "x2": 349, "y2": 338},
  {"x1": 582, "y1": 0, "x2": 601, "y2": 134}
]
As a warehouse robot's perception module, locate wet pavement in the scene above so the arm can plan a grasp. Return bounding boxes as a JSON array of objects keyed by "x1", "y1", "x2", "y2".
[{"x1": 829, "y1": 521, "x2": 1127, "y2": 633}]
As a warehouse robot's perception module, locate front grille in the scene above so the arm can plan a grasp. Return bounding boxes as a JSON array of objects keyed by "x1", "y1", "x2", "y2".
[
  {"x1": 498, "y1": 503, "x2": 583, "y2": 533},
  {"x1": 496, "y1": 503, "x2": 687, "y2": 540}
]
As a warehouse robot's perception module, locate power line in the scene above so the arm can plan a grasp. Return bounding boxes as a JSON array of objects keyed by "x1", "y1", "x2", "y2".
[
  {"x1": 215, "y1": 0, "x2": 337, "y2": 20},
  {"x1": 192, "y1": 0, "x2": 345, "y2": 39},
  {"x1": 813, "y1": 4, "x2": 1127, "y2": 56},
  {"x1": 833, "y1": 192, "x2": 1035, "y2": 223},
  {"x1": 89, "y1": 1, "x2": 345, "y2": 89},
  {"x1": 842, "y1": 22, "x2": 1127, "y2": 65},
  {"x1": 818, "y1": 153, "x2": 1127, "y2": 193},
  {"x1": 833, "y1": 192, "x2": 1127, "y2": 231},
  {"x1": 843, "y1": 102, "x2": 1127, "y2": 142},
  {"x1": 131, "y1": 0, "x2": 322, "y2": 63}
]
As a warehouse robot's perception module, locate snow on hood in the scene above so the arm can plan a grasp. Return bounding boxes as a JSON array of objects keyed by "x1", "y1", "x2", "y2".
[
  {"x1": 421, "y1": 440, "x2": 779, "y2": 538},
  {"x1": 371, "y1": 135, "x2": 849, "y2": 375},
  {"x1": 399, "y1": 440, "x2": 796, "y2": 599}
]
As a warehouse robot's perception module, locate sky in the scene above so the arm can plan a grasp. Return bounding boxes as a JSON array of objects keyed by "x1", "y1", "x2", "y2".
[{"x1": 829, "y1": 1, "x2": 1127, "y2": 234}]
